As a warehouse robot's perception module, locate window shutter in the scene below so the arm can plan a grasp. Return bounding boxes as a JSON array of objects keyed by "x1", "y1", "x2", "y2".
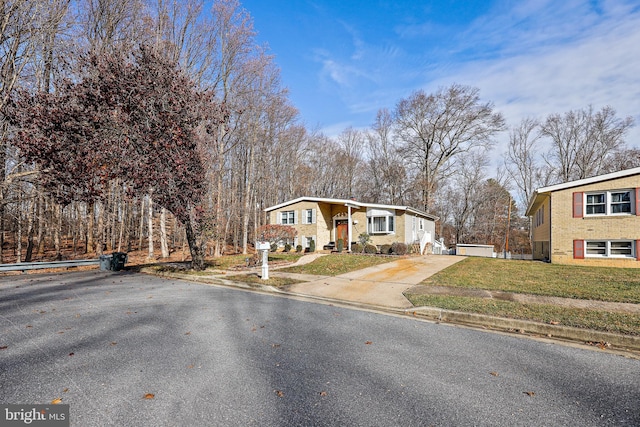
[
  {"x1": 573, "y1": 240, "x2": 585, "y2": 259},
  {"x1": 572, "y1": 192, "x2": 583, "y2": 218},
  {"x1": 636, "y1": 188, "x2": 640, "y2": 216},
  {"x1": 312, "y1": 208, "x2": 316, "y2": 224},
  {"x1": 277, "y1": 212, "x2": 282, "y2": 224},
  {"x1": 294, "y1": 210, "x2": 298, "y2": 225},
  {"x1": 301, "y1": 210, "x2": 307, "y2": 224}
]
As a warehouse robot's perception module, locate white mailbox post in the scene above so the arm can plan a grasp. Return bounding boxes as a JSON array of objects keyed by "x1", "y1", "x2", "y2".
[{"x1": 255, "y1": 241, "x2": 271, "y2": 280}]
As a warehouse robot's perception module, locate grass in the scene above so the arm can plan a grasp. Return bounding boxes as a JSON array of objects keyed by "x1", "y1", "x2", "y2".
[
  {"x1": 420, "y1": 257, "x2": 640, "y2": 303},
  {"x1": 278, "y1": 253, "x2": 397, "y2": 276},
  {"x1": 223, "y1": 273, "x2": 303, "y2": 288},
  {"x1": 406, "y1": 294, "x2": 640, "y2": 336}
]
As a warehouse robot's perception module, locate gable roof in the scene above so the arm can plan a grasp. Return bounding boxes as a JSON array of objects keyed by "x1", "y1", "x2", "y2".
[
  {"x1": 525, "y1": 167, "x2": 640, "y2": 216},
  {"x1": 264, "y1": 197, "x2": 439, "y2": 221}
]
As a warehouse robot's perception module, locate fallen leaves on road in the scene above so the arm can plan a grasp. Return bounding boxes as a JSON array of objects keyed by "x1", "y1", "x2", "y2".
[
  {"x1": 51, "y1": 398, "x2": 63, "y2": 404},
  {"x1": 275, "y1": 390, "x2": 284, "y2": 398},
  {"x1": 272, "y1": 343, "x2": 281, "y2": 348},
  {"x1": 68, "y1": 352, "x2": 74, "y2": 356},
  {"x1": 523, "y1": 391, "x2": 535, "y2": 397},
  {"x1": 110, "y1": 342, "x2": 117, "y2": 346},
  {"x1": 184, "y1": 331, "x2": 191, "y2": 335},
  {"x1": 490, "y1": 372, "x2": 499, "y2": 377},
  {"x1": 365, "y1": 341, "x2": 373, "y2": 345},
  {"x1": 143, "y1": 393, "x2": 155, "y2": 399},
  {"x1": 0, "y1": 346, "x2": 7, "y2": 350},
  {"x1": 63, "y1": 388, "x2": 69, "y2": 393},
  {"x1": 319, "y1": 391, "x2": 328, "y2": 397}
]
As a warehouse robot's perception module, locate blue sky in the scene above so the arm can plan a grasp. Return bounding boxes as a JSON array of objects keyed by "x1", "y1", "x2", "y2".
[{"x1": 240, "y1": 0, "x2": 640, "y2": 152}]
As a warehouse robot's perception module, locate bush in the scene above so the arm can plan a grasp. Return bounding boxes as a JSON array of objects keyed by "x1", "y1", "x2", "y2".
[
  {"x1": 391, "y1": 242, "x2": 408, "y2": 255},
  {"x1": 351, "y1": 243, "x2": 362, "y2": 253},
  {"x1": 270, "y1": 243, "x2": 278, "y2": 252},
  {"x1": 364, "y1": 244, "x2": 377, "y2": 254},
  {"x1": 309, "y1": 238, "x2": 316, "y2": 252},
  {"x1": 283, "y1": 243, "x2": 291, "y2": 252},
  {"x1": 358, "y1": 232, "x2": 371, "y2": 246},
  {"x1": 295, "y1": 245, "x2": 303, "y2": 253},
  {"x1": 336, "y1": 239, "x2": 344, "y2": 252},
  {"x1": 380, "y1": 244, "x2": 392, "y2": 255}
]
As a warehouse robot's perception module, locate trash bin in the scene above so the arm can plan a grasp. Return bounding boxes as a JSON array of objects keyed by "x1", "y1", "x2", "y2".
[
  {"x1": 111, "y1": 252, "x2": 128, "y2": 271},
  {"x1": 99, "y1": 255, "x2": 113, "y2": 271}
]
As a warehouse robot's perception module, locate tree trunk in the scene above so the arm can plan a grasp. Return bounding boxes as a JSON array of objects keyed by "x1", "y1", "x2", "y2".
[
  {"x1": 87, "y1": 202, "x2": 94, "y2": 254},
  {"x1": 138, "y1": 197, "x2": 145, "y2": 251},
  {"x1": 184, "y1": 217, "x2": 204, "y2": 270},
  {"x1": 160, "y1": 207, "x2": 169, "y2": 258},
  {"x1": 147, "y1": 194, "x2": 154, "y2": 259},
  {"x1": 96, "y1": 201, "x2": 104, "y2": 255},
  {"x1": 54, "y1": 203, "x2": 62, "y2": 260}
]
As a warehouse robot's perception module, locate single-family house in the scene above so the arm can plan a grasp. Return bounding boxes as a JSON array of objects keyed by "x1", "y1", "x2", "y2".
[
  {"x1": 525, "y1": 167, "x2": 640, "y2": 267},
  {"x1": 264, "y1": 197, "x2": 438, "y2": 254}
]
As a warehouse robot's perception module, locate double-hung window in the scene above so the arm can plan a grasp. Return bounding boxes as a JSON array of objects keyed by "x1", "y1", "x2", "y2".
[
  {"x1": 585, "y1": 190, "x2": 633, "y2": 215},
  {"x1": 281, "y1": 210, "x2": 295, "y2": 225},
  {"x1": 586, "y1": 240, "x2": 634, "y2": 258}
]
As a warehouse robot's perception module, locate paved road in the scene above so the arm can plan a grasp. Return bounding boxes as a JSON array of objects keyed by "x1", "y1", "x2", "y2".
[{"x1": 1, "y1": 271, "x2": 638, "y2": 426}]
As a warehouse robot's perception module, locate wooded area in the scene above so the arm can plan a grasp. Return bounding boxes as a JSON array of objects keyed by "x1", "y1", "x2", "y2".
[{"x1": 0, "y1": 0, "x2": 636, "y2": 266}]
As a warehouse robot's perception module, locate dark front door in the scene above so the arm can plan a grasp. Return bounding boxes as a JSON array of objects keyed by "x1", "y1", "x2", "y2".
[{"x1": 336, "y1": 220, "x2": 348, "y2": 250}]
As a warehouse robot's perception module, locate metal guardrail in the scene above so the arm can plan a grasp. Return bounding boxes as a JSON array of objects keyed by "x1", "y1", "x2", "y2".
[{"x1": 0, "y1": 259, "x2": 101, "y2": 272}]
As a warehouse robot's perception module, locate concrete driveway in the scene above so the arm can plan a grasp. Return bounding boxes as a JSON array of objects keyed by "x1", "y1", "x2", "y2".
[{"x1": 276, "y1": 255, "x2": 464, "y2": 309}]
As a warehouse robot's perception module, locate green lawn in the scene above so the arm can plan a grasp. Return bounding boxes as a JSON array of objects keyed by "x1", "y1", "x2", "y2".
[
  {"x1": 406, "y1": 294, "x2": 640, "y2": 336},
  {"x1": 278, "y1": 253, "x2": 397, "y2": 276},
  {"x1": 419, "y1": 257, "x2": 640, "y2": 303},
  {"x1": 406, "y1": 257, "x2": 640, "y2": 336}
]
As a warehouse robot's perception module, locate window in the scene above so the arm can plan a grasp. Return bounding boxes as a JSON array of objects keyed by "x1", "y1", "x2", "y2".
[
  {"x1": 366, "y1": 208, "x2": 395, "y2": 234},
  {"x1": 281, "y1": 210, "x2": 295, "y2": 225},
  {"x1": 611, "y1": 191, "x2": 632, "y2": 213},
  {"x1": 586, "y1": 240, "x2": 634, "y2": 258},
  {"x1": 535, "y1": 207, "x2": 544, "y2": 227},
  {"x1": 306, "y1": 209, "x2": 313, "y2": 224},
  {"x1": 585, "y1": 190, "x2": 633, "y2": 215},
  {"x1": 368, "y1": 216, "x2": 394, "y2": 234}
]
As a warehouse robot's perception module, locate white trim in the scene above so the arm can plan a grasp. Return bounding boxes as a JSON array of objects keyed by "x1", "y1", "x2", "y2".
[{"x1": 264, "y1": 197, "x2": 438, "y2": 220}]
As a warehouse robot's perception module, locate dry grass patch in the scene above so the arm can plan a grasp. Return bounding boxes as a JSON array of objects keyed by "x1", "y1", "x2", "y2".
[
  {"x1": 422, "y1": 257, "x2": 640, "y2": 303},
  {"x1": 278, "y1": 254, "x2": 397, "y2": 276}
]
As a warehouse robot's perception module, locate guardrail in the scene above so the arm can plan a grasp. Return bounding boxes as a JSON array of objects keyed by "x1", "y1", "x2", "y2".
[{"x1": 0, "y1": 259, "x2": 101, "y2": 273}]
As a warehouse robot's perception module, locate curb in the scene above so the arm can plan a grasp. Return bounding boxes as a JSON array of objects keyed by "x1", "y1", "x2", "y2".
[
  {"x1": 140, "y1": 268, "x2": 640, "y2": 353},
  {"x1": 409, "y1": 306, "x2": 640, "y2": 352}
]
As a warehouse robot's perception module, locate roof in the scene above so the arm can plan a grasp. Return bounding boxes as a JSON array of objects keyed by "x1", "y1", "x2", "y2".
[
  {"x1": 264, "y1": 197, "x2": 439, "y2": 221},
  {"x1": 525, "y1": 166, "x2": 640, "y2": 216}
]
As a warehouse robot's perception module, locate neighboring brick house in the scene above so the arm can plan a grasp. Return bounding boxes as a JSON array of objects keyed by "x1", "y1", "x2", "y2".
[
  {"x1": 525, "y1": 167, "x2": 640, "y2": 267},
  {"x1": 264, "y1": 197, "x2": 438, "y2": 254}
]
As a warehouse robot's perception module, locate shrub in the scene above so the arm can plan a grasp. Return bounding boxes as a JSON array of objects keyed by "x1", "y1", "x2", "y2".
[
  {"x1": 358, "y1": 232, "x2": 371, "y2": 246},
  {"x1": 295, "y1": 245, "x2": 303, "y2": 253},
  {"x1": 284, "y1": 243, "x2": 291, "y2": 252},
  {"x1": 391, "y1": 242, "x2": 408, "y2": 255},
  {"x1": 336, "y1": 239, "x2": 344, "y2": 252},
  {"x1": 364, "y1": 244, "x2": 377, "y2": 254},
  {"x1": 380, "y1": 244, "x2": 392, "y2": 255},
  {"x1": 351, "y1": 243, "x2": 362, "y2": 253},
  {"x1": 270, "y1": 243, "x2": 278, "y2": 252},
  {"x1": 309, "y1": 238, "x2": 316, "y2": 252}
]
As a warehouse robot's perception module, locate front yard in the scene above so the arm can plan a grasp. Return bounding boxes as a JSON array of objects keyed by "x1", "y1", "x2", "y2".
[{"x1": 405, "y1": 257, "x2": 640, "y2": 336}]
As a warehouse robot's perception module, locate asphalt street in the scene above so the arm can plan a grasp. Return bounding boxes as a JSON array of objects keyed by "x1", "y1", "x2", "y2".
[{"x1": 1, "y1": 271, "x2": 638, "y2": 426}]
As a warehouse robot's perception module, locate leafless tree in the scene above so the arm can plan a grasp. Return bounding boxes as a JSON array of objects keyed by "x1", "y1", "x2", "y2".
[
  {"x1": 394, "y1": 84, "x2": 505, "y2": 212},
  {"x1": 540, "y1": 105, "x2": 634, "y2": 182}
]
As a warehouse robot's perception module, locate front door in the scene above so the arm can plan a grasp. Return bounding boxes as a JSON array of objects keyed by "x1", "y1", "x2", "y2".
[{"x1": 336, "y1": 220, "x2": 349, "y2": 250}]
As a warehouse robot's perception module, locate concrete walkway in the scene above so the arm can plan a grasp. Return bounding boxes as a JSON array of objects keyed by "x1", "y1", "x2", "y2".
[{"x1": 270, "y1": 255, "x2": 465, "y2": 309}]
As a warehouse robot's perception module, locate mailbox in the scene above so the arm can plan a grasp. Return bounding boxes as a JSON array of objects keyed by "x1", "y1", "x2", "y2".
[{"x1": 255, "y1": 241, "x2": 271, "y2": 251}]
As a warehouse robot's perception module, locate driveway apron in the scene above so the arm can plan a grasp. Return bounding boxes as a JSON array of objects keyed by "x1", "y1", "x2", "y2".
[{"x1": 283, "y1": 255, "x2": 465, "y2": 308}]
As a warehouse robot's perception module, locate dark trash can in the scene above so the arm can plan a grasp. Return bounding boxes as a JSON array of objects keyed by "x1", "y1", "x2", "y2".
[
  {"x1": 111, "y1": 252, "x2": 128, "y2": 271},
  {"x1": 99, "y1": 255, "x2": 113, "y2": 271}
]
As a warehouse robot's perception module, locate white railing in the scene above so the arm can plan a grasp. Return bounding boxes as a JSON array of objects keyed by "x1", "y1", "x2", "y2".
[{"x1": 0, "y1": 259, "x2": 101, "y2": 273}]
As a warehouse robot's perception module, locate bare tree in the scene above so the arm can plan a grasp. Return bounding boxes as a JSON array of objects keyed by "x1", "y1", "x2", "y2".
[
  {"x1": 365, "y1": 108, "x2": 406, "y2": 204},
  {"x1": 394, "y1": 84, "x2": 505, "y2": 211},
  {"x1": 504, "y1": 117, "x2": 548, "y2": 207},
  {"x1": 540, "y1": 105, "x2": 634, "y2": 182}
]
